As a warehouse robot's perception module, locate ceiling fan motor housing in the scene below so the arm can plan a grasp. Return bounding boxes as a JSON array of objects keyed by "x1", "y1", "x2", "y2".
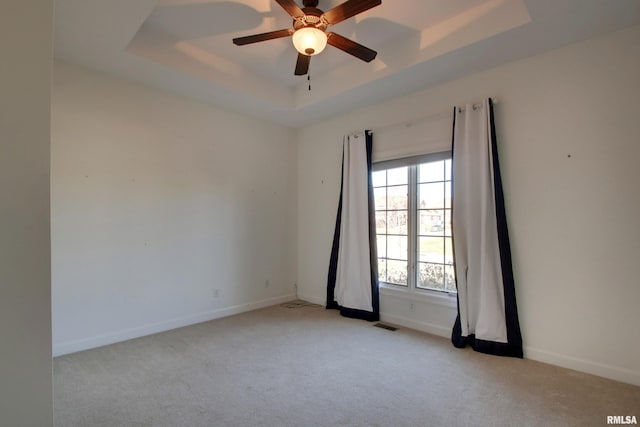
[{"x1": 294, "y1": 7, "x2": 327, "y2": 31}]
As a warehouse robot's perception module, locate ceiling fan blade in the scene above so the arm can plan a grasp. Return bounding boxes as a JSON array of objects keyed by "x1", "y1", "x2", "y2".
[
  {"x1": 327, "y1": 32, "x2": 377, "y2": 62},
  {"x1": 295, "y1": 53, "x2": 311, "y2": 76},
  {"x1": 322, "y1": 0, "x2": 382, "y2": 25},
  {"x1": 233, "y1": 29, "x2": 294, "y2": 46},
  {"x1": 275, "y1": 0, "x2": 305, "y2": 18}
]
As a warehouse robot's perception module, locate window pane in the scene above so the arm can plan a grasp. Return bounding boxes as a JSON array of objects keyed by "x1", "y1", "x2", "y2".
[
  {"x1": 374, "y1": 187, "x2": 386, "y2": 210},
  {"x1": 386, "y1": 259, "x2": 408, "y2": 286},
  {"x1": 387, "y1": 185, "x2": 408, "y2": 209},
  {"x1": 445, "y1": 182, "x2": 452, "y2": 208},
  {"x1": 418, "y1": 262, "x2": 445, "y2": 290},
  {"x1": 444, "y1": 209, "x2": 452, "y2": 236},
  {"x1": 419, "y1": 209, "x2": 444, "y2": 236},
  {"x1": 419, "y1": 236, "x2": 444, "y2": 263},
  {"x1": 372, "y1": 170, "x2": 386, "y2": 187},
  {"x1": 377, "y1": 259, "x2": 387, "y2": 282},
  {"x1": 419, "y1": 161, "x2": 444, "y2": 183},
  {"x1": 387, "y1": 167, "x2": 407, "y2": 185},
  {"x1": 419, "y1": 183, "x2": 444, "y2": 209},
  {"x1": 387, "y1": 210, "x2": 408, "y2": 234},
  {"x1": 387, "y1": 235, "x2": 408, "y2": 260},
  {"x1": 445, "y1": 159, "x2": 452, "y2": 180},
  {"x1": 445, "y1": 264, "x2": 456, "y2": 292},
  {"x1": 376, "y1": 211, "x2": 387, "y2": 235},
  {"x1": 444, "y1": 237, "x2": 454, "y2": 265},
  {"x1": 376, "y1": 236, "x2": 386, "y2": 259}
]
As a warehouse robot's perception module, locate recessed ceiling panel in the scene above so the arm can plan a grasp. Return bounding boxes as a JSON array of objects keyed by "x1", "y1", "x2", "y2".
[
  {"x1": 127, "y1": 0, "x2": 527, "y2": 103},
  {"x1": 54, "y1": 0, "x2": 640, "y2": 127}
]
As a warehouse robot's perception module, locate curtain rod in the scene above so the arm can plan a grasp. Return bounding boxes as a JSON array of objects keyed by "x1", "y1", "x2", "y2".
[{"x1": 368, "y1": 99, "x2": 498, "y2": 134}]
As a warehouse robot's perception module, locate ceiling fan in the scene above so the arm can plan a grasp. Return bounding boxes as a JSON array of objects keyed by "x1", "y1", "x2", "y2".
[{"x1": 232, "y1": 0, "x2": 382, "y2": 76}]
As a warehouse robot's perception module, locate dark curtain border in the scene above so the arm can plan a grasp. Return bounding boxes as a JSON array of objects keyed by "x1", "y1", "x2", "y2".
[
  {"x1": 326, "y1": 131, "x2": 379, "y2": 322},
  {"x1": 451, "y1": 99, "x2": 523, "y2": 358}
]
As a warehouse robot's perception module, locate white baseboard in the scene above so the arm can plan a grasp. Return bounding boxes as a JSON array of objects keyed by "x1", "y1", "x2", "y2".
[
  {"x1": 382, "y1": 315, "x2": 640, "y2": 386},
  {"x1": 525, "y1": 346, "x2": 640, "y2": 387},
  {"x1": 380, "y1": 312, "x2": 452, "y2": 339},
  {"x1": 297, "y1": 292, "x2": 640, "y2": 386},
  {"x1": 57, "y1": 291, "x2": 640, "y2": 386},
  {"x1": 296, "y1": 292, "x2": 452, "y2": 338},
  {"x1": 53, "y1": 293, "x2": 297, "y2": 357},
  {"x1": 296, "y1": 292, "x2": 325, "y2": 306}
]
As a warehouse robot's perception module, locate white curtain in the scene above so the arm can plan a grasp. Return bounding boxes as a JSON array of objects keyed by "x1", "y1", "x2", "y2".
[
  {"x1": 326, "y1": 131, "x2": 379, "y2": 321},
  {"x1": 451, "y1": 98, "x2": 522, "y2": 357}
]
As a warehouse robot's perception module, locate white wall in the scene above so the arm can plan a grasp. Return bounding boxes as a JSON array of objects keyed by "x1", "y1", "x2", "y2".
[
  {"x1": 51, "y1": 63, "x2": 297, "y2": 356},
  {"x1": 0, "y1": 1, "x2": 53, "y2": 425},
  {"x1": 297, "y1": 25, "x2": 640, "y2": 385}
]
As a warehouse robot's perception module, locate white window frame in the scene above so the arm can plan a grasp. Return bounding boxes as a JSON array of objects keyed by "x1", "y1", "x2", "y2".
[{"x1": 373, "y1": 152, "x2": 458, "y2": 307}]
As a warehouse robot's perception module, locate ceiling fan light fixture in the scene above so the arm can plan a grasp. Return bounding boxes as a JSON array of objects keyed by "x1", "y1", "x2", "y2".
[{"x1": 292, "y1": 27, "x2": 327, "y2": 56}]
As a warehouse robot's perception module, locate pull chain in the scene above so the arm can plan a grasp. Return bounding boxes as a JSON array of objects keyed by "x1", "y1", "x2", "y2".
[{"x1": 308, "y1": 72, "x2": 311, "y2": 91}]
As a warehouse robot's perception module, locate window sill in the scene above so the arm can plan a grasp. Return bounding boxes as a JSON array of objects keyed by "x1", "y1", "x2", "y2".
[{"x1": 379, "y1": 283, "x2": 457, "y2": 309}]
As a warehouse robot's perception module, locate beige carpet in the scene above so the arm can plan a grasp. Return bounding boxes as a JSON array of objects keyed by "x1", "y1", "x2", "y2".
[{"x1": 53, "y1": 301, "x2": 639, "y2": 426}]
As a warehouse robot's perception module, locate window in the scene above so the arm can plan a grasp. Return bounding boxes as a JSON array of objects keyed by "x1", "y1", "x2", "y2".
[{"x1": 373, "y1": 153, "x2": 456, "y2": 294}]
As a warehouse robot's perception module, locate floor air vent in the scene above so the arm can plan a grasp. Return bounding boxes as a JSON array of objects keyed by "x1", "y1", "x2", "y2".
[{"x1": 374, "y1": 323, "x2": 398, "y2": 331}]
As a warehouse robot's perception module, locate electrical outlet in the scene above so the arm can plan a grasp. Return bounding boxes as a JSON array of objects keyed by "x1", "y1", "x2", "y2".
[
  {"x1": 264, "y1": 280, "x2": 270, "y2": 288},
  {"x1": 213, "y1": 289, "x2": 219, "y2": 299},
  {"x1": 409, "y1": 302, "x2": 415, "y2": 312}
]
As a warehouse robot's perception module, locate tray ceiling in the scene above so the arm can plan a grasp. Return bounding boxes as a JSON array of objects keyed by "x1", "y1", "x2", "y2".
[{"x1": 54, "y1": 0, "x2": 640, "y2": 127}]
